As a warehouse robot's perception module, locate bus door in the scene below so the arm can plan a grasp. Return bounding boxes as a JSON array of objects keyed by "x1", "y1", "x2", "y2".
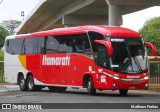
[
  {"x1": 97, "y1": 45, "x2": 110, "y2": 69},
  {"x1": 94, "y1": 40, "x2": 113, "y2": 70}
]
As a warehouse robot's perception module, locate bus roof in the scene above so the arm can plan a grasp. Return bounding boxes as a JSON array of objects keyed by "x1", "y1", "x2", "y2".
[{"x1": 15, "y1": 25, "x2": 140, "y2": 38}]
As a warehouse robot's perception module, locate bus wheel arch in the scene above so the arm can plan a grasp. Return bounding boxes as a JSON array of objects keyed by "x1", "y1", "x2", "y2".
[
  {"x1": 17, "y1": 72, "x2": 27, "y2": 91},
  {"x1": 26, "y1": 72, "x2": 32, "y2": 81},
  {"x1": 83, "y1": 74, "x2": 91, "y2": 88},
  {"x1": 83, "y1": 74, "x2": 96, "y2": 95}
]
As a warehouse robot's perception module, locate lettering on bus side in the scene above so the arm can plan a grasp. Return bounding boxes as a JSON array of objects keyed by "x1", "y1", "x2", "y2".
[{"x1": 42, "y1": 55, "x2": 70, "y2": 66}]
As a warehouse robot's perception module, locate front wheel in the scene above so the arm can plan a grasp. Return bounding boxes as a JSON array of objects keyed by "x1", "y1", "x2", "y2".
[
  {"x1": 19, "y1": 75, "x2": 27, "y2": 91},
  {"x1": 119, "y1": 90, "x2": 128, "y2": 96},
  {"x1": 87, "y1": 77, "x2": 96, "y2": 95}
]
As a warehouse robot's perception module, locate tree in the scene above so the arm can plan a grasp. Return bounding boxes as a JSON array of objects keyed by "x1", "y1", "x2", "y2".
[
  {"x1": 139, "y1": 17, "x2": 160, "y2": 55},
  {"x1": 0, "y1": 20, "x2": 21, "y2": 34},
  {"x1": 0, "y1": 26, "x2": 9, "y2": 48}
]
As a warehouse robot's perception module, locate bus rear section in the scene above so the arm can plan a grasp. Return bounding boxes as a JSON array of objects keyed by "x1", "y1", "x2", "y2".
[{"x1": 4, "y1": 25, "x2": 156, "y2": 96}]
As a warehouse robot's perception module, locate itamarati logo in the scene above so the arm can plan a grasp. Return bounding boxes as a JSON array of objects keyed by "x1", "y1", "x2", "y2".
[{"x1": 42, "y1": 55, "x2": 70, "y2": 66}]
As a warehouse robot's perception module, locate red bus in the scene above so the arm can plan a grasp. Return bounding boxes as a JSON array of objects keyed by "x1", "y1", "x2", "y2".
[{"x1": 4, "y1": 25, "x2": 156, "y2": 95}]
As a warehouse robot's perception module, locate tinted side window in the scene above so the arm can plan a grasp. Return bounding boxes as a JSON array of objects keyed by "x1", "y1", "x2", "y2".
[
  {"x1": 32, "y1": 38, "x2": 39, "y2": 54},
  {"x1": 5, "y1": 39, "x2": 14, "y2": 54},
  {"x1": 74, "y1": 34, "x2": 91, "y2": 53},
  {"x1": 22, "y1": 38, "x2": 34, "y2": 54},
  {"x1": 46, "y1": 36, "x2": 59, "y2": 54},
  {"x1": 57, "y1": 35, "x2": 73, "y2": 53},
  {"x1": 88, "y1": 32, "x2": 104, "y2": 52},
  {"x1": 13, "y1": 38, "x2": 24, "y2": 55},
  {"x1": 37, "y1": 37, "x2": 45, "y2": 54},
  {"x1": 6, "y1": 38, "x2": 41, "y2": 55},
  {"x1": 98, "y1": 45, "x2": 110, "y2": 69}
]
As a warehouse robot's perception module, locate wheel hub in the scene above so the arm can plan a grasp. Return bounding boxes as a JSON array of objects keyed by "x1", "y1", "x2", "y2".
[{"x1": 29, "y1": 79, "x2": 33, "y2": 89}]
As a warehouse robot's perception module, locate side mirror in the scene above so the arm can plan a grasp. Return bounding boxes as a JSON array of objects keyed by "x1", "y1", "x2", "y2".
[
  {"x1": 144, "y1": 42, "x2": 156, "y2": 56},
  {"x1": 94, "y1": 40, "x2": 113, "y2": 56}
]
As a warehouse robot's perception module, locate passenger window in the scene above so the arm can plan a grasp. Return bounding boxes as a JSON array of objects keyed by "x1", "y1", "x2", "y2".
[
  {"x1": 13, "y1": 38, "x2": 24, "y2": 55},
  {"x1": 88, "y1": 32, "x2": 104, "y2": 52},
  {"x1": 74, "y1": 34, "x2": 91, "y2": 53},
  {"x1": 22, "y1": 38, "x2": 34, "y2": 54},
  {"x1": 46, "y1": 36, "x2": 59, "y2": 54},
  {"x1": 58, "y1": 35, "x2": 73, "y2": 53},
  {"x1": 5, "y1": 39, "x2": 14, "y2": 54},
  {"x1": 37, "y1": 37, "x2": 45, "y2": 54},
  {"x1": 6, "y1": 40, "x2": 9, "y2": 46},
  {"x1": 33, "y1": 38, "x2": 39, "y2": 54}
]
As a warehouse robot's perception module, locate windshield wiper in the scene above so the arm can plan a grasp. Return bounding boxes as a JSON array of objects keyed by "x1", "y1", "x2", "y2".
[{"x1": 133, "y1": 56, "x2": 142, "y2": 71}]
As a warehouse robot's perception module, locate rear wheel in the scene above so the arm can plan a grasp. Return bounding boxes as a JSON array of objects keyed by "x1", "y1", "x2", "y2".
[
  {"x1": 19, "y1": 75, "x2": 27, "y2": 91},
  {"x1": 87, "y1": 77, "x2": 96, "y2": 95},
  {"x1": 119, "y1": 90, "x2": 128, "y2": 96},
  {"x1": 48, "y1": 86, "x2": 67, "y2": 92},
  {"x1": 27, "y1": 76, "x2": 36, "y2": 91}
]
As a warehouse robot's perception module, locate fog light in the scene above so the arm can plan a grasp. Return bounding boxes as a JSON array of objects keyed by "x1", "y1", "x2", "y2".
[
  {"x1": 112, "y1": 83, "x2": 118, "y2": 87},
  {"x1": 145, "y1": 84, "x2": 148, "y2": 87}
]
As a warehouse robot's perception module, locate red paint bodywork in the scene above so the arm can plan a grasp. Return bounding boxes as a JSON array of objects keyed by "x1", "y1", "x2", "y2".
[
  {"x1": 16, "y1": 25, "x2": 140, "y2": 38},
  {"x1": 17, "y1": 25, "x2": 149, "y2": 90}
]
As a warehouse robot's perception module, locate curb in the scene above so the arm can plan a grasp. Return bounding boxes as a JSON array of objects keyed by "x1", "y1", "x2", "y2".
[
  {"x1": 0, "y1": 86, "x2": 9, "y2": 93},
  {"x1": 129, "y1": 90, "x2": 160, "y2": 95},
  {"x1": 0, "y1": 85, "x2": 19, "y2": 93}
]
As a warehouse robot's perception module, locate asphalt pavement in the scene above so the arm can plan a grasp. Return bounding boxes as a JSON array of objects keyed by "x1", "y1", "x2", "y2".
[
  {"x1": 0, "y1": 84, "x2": 160, "y2": 112},
  {"x1": 0, "y1": 84, "x2": 160, "y2": 95}
]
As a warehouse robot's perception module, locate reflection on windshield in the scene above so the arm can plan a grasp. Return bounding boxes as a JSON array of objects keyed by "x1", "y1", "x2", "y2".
[{"x1": 111, "y1": 38, "x2": 147, "y2": 74}]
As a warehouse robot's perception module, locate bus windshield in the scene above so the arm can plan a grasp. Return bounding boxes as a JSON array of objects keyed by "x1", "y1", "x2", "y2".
[{"x1": 110, "y1": 38, "x2": 148, "y2": 74}]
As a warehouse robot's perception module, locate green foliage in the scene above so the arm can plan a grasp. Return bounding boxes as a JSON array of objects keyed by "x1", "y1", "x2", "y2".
[
  {"x1": 139, "y1": 17, "x2": 160, "y2": 55},
  {"x1": 0, "y1": 20, "x2": 21, "y2": 33},
  {"x1": 0, "y1": 74, "x2": 4, "y2": 83},
  {"x1": 0, "y1": 50, "x2": 4, "y2": 61},
  {"x1": 0, "y1": 60, "x2": 4, "y2": 83},
  {"x1": 0, "y1": 26, "x2": 9, "y2": 48}
]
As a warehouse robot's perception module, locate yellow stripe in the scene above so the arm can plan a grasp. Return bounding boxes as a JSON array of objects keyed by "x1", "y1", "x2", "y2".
[{"x1": 18, "y1": 55, "x2": 26, "y2": 69}]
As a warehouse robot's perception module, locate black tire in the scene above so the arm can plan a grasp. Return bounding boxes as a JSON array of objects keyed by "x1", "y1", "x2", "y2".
[
  {"x1": 19, "y1": 75, "x2": 27, "y2": 91},
  {"x1": 48, "y1": 86, "x2": 67, "y2": 92},
  {"x1": 119, "y1": 90, "x2": 128, "y2": 96},
  {"x1": 27, "y1": 76, "x2": 36, "y2": 91},
  {"x1": 87, "y1": 77, "x2": 96, "y2": 95}
]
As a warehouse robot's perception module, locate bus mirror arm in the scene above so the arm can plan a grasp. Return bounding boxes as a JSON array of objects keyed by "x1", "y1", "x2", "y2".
[
  {"x1": 144, "y1": 42, "x2": 157, "y2": 56},
  {"x1": 94, "y1": 40, "x2": 113, "y2": 56}
]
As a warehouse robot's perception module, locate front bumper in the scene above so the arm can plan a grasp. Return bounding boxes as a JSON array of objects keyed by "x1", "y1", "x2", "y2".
[{"x1": 94, "y1": 73, "x2": 149, "y2": 90}]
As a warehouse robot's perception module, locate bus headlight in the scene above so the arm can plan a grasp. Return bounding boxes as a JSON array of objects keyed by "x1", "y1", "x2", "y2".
[
  {"x1": 113, "y1": 76, "x2": 120, "y2": 80},
  {"x1": 103, "y1": 72, "x2": 120, "y2": 80},
  {"x1": 144, "y1": 76, "x2": 149, "y2": 80}
]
